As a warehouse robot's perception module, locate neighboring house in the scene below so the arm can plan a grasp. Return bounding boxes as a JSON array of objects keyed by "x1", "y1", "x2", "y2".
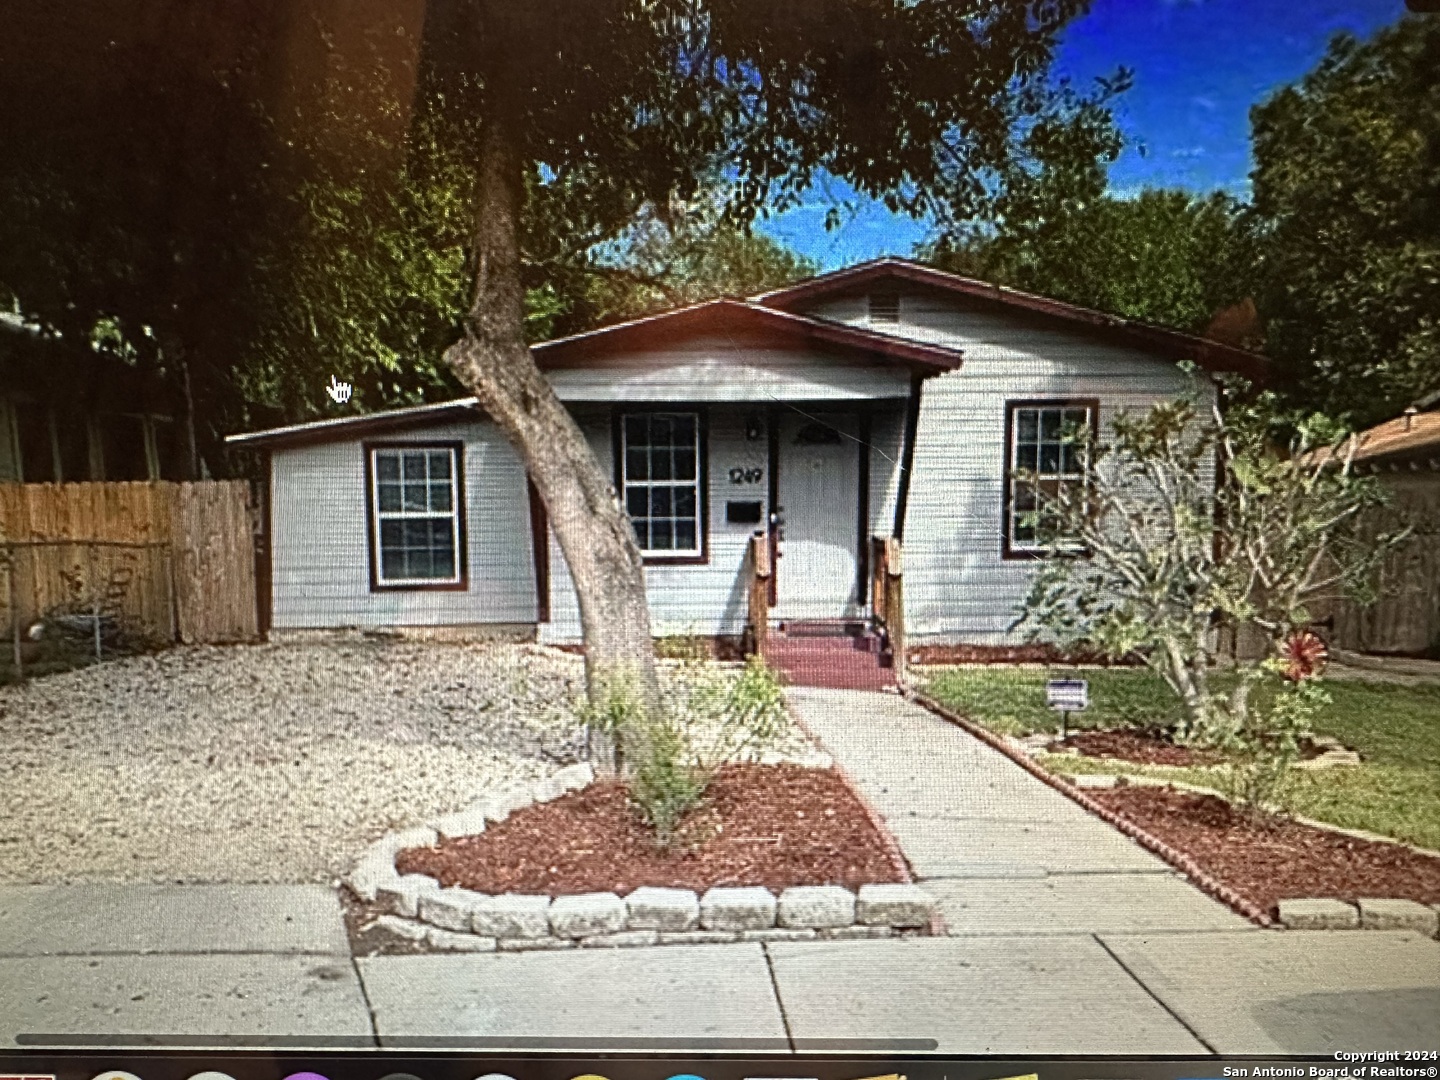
[
  {"x1": 227, "y1": 259, "x2": 1265, "y2": 652},
  {"x1": 0, "y1": 317, "x2": 183, "y2": 483},
  {"x1": 1318, "y1": 391, "x2": 1440, "y2": 657}
]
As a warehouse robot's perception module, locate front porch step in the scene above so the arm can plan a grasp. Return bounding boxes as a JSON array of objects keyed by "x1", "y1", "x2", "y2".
[
  {"x1": 775, "y1": 619, "x2": 868, "y2": 638},
  {"x1": 765, "y1": 629, "x2": 894, "y2": 691}
]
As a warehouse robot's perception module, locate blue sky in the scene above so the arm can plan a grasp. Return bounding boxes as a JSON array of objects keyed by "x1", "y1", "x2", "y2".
[{"x1": 758, "y1": 0, "x2": 1408, "y2": 270}]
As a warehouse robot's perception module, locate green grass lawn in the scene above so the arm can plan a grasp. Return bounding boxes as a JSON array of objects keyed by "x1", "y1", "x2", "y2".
[{"x1": 917, "y1": 665, "x2": 1440, "y2": 851}]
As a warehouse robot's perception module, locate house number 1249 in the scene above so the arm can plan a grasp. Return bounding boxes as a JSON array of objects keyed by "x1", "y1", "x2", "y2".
[{"x1": 728, "y1": 467, "x2": 763, "y2": 485}]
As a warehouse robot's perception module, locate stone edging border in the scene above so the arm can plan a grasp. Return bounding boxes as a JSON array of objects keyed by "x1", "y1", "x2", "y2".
[
  {"x1": 778, "y1": 690, "x2": 947, "y2": 938},
  {"x1": 1277, "y1": 897, "x2": 1440, "y2": 937},
  {"x1": 903, "y1": 688, "x2": 1274, "y2": 927},
  {"x1": 346, "y1": 761, "x2": 939, "y2": 952}
]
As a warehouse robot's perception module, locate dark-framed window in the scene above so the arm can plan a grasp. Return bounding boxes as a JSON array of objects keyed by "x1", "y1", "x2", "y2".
[
  {"x1": 615, "y1": 410, "x2": 707, "y2": 563},
  {"x1": 364, "y1": 442, "x2": 467, "y2": 590},
  {"x1": 1002, "y1": 399, "x2": 1097, "y2": 558}
]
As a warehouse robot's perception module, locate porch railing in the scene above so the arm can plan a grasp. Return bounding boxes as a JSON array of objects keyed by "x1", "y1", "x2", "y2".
[
  {"x1": 745, "y1": 531, "x2": 771, "y2": 659},
  {"x1": 870, "y1": 534, "x2": 906, "y2": 682}
]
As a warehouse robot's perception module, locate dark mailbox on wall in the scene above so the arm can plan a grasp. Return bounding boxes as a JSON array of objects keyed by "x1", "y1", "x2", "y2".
[{"x1": 726, "y1": 500, "x2": 764, "y2": 525}]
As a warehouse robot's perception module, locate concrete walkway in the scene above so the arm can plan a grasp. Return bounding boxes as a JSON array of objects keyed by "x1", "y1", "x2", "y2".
[
  {"x1": 1, "y1": 689, "x2": 1436, "y2": 1054},
  {"x1": 785, "y1": 686, "x2": 1252, "y2": 935}
]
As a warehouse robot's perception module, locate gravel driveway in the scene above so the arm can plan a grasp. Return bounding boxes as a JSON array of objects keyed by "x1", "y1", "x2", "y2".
[{"x1": 0, "y1": 639, "x2": 590, "y2": 884}]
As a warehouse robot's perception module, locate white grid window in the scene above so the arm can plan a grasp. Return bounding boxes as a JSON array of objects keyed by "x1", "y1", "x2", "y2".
[
  {"x1": 371, "y1": 447, "x2": 461, "y2": 584},
  {"x1": 1008, "y1": 404, "x2": 1092, "y2": 551},
  {"x1": 621, "y1": 412, "x2": 701, "y2": 556}
]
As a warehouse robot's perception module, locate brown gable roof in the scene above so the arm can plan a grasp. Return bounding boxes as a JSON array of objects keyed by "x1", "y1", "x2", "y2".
[
  {"x1": 227, "y1": 299, "x2": 960, "y2": 448},
  {"x1": 531, "y1": 297, "x2": 961, "y2": 373},
  {"x1": 755, "y1": 257, "x2": 1270, "y2": 383},
  {"x1": 1342, "y1": 403, "x2": 1440, "y2": 466}
]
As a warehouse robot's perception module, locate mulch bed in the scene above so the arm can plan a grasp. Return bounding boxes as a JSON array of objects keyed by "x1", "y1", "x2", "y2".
[
  {"x1": 1090, "y1": 784, "x2": 1440, "y2": 917},
  {"x1": 396, "y1": 762, "x2": 907, "y2": 895},
  {"x1": 1056, "y1": 729, "x2": 1222, "y2": 767}
]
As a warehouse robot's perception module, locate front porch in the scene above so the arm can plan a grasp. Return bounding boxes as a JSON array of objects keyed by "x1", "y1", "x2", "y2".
[
  {"x1": 744, "y1": 531, "x2": 907, "y2": 690},
  {"x1": 531, "y1": 297, "x2": 955, "y2": 656},
  {"x1": 536, "y1": 398, "x2": 912, "y2": 663}
]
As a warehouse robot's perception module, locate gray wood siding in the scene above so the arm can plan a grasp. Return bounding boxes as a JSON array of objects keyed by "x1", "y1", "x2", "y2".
[
  {"x1": 806, "y1": 291, "x2": 1217, "y2": 644},
  {"x1": 269, "y1": 420, "x2": 538, "y2": 629},
  {"x1": 868, "y1": 405, "x2": 907, "y2": 538},
  {"x1": 544, "y1": 338, "x2": 911, "y2": 401},
  {"x1": 540, "y1": 406, "x2": 772, "y2": 643}
]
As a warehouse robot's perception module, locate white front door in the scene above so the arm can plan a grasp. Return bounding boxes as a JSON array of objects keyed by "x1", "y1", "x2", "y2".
[{"x1": 775, "y1": 412, "x2": 860, "y2": 620}]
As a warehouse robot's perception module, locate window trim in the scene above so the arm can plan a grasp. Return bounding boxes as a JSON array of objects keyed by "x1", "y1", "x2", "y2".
[
  {"x1": 1001, "y1": 398, "x2": 1099, "y2": 561},
  {"x1": 363, "y1": 440, "x2": 469, "y2": 592},
  {"x1": 611, "y1": 407, "x2": 710, "y2": 566}
]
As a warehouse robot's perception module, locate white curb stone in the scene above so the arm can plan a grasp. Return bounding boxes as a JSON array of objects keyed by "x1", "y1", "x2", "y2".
[
  {"x1": 376, "y1": 873, "x2": 442, "y2": 918},
  {"x1": 417, "y1": 887, "x2": 491, "y2": 933},
  {"x1": 373, "y1": 914, "x2": 429, "y2": 942},
  {"x1": 531, "y1": 776, "x2": 567, "y2": 803},
  {"x1": 348, "y1": 853, "x2": 399, "y2": 902},
  {"x1": 659, "y1": 930, "x2": 740, "y2": 945},
  {"x1": 625, "y1": 886, "x2": 700, "y2": 932},
  {"x1": 473, "y1": 893, "x2": 553, "y2": 938},
  {"x1": 856, "y1": 883, "x2": 935, "y2": 928},
  {"x1": 549, "y1": 892, "x2": 627, "y2": 938},
  {"x1": 498, "y1": 936, "x2": 574, "y2": 951},
  {"x1": 777, "y1": 886, "x2": 856, "y2": 929},
  {"x1": 482, "y1": 788, "x2": 534, "y2": 824},
  {"x1": 350, "y1": 826, "x2": 439, "y2": 901},
  {"x1": 1277, "y1": 898, "x2": 1359, "y2": 930},
  {"x1": 741, "y1": 928, "x2": 817, "y2": 942},
  {"x1": 552, "y1": 762, "x2": 596, "y2": 791},
  {"x1": 700, "y1": 886, "x2": 777, "y2": 931},
  {"x1": 425, "y1": 927, "x2": 498, "y2": 952},
  {"x1": 821, "y1": 924, "x2": 895, "y2": 940},
  {"x1": 581, "y1": 930, "x2": 661, "y2": 948},
  {"x1": 1358, "y1": 898, "x2": 1439, "y2": 934},
  {"x1": 431, "y1": 807, "x2": 489, "y2": 842},
  {"x1": 380, "y1": 825, "x2": 439, "y2": 856}
]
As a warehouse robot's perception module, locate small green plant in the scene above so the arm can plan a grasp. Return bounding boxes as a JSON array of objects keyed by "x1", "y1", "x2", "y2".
[
  {"x1": 577, "y1": 668, "x2": 651, "y2": 772},
  {"x1": 603, "y1": 654, "x2": 791, "y2": 849},
  {"x1": 654, "y1": 633, "x2": 712, "y2": 662},
  {"x1": 686, "y1": 655, "x2": 789, "y2": 767},
  {"x1": 1207, "y1": 658, "x2": 1330, "y2": 818},
  {"x1": 628, "y1": 719, "x2": 709, "y2": 846}
]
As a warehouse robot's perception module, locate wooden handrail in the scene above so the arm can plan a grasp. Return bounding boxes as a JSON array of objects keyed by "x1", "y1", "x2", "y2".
[
  {"x1": 869, "y1": 534, "x2": 905, "y2": 681},
  {"x1": 746, "y1": 531, "x2": 770, "y2": 658},
  {"x1": 870, "y1": 535, "x2": 889, "y2": 623}
]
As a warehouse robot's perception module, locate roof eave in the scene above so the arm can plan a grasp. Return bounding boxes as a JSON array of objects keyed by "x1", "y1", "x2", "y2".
[
  {"x1": 533, "y1": 297, "x2": 962, "y2": 375},
  {"x1": 226, "y1": 398, "x2": 483, "y2": 450},
  {"x1": 756, "y1": 257, "x2": 1268, "y2": 381}
]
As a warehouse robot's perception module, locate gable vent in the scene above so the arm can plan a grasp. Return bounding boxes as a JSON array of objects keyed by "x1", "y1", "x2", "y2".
[{"x1": 868, "y1": 292, "x2": 900, "y2": 325}]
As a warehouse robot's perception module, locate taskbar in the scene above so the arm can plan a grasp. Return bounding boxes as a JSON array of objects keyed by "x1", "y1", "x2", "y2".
[{"x1": 3, "y1": 1047, "x2": 1436, "y2": 1080}]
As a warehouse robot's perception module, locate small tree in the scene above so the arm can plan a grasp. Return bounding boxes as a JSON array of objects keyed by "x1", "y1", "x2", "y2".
[{"x1": 1016, "y1": 380, "x2": 1408, "y2": 808}]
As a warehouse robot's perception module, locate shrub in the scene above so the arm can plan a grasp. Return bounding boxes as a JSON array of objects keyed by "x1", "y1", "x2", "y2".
[{"x1": 609, "y1": 654, "x2": 790, "y2": 848}]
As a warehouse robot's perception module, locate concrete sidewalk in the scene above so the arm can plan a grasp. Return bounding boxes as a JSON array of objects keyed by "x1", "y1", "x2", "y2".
[
  {"x1": 784, "y1": 686, "x2": 1252, "y2": 935},
  {"x1": 1, "y1": 690, "x2": 1436, "y2": 1054},
  {"x1": 2, "y1": 883, "x2": 1435, "y2": 1055}
]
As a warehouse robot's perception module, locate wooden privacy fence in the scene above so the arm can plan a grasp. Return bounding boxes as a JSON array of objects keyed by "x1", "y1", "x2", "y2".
[
  {"x1": 1315, "y1": 474, "x2": 1440, "y2": 656},
  {"x1": 0, "y1": 481, "x2": 259, "y2": 667}
]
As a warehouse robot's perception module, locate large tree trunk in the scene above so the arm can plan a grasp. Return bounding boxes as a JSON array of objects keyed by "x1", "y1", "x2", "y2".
[{"x1": 443, "y1": 112, "x2": 662, "y2": 732}]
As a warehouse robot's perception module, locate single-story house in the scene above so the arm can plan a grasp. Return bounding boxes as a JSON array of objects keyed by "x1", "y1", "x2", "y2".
[{"x1": 227, "y1": 258, "x2": 1266, "y2": 654}]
